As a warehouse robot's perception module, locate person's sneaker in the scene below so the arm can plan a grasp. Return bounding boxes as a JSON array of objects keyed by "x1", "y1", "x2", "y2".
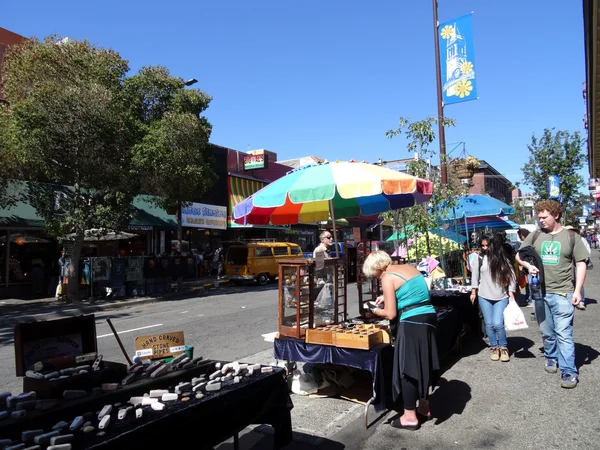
[
  {"x1": 576, "y1": 302, "x2": 586, "y2": 310},
  {"x1": 544, "y1": 359, "x2": 558, "y2": 373},
  {"x1": 499, "y1": 347, "x2": 510, "y2": 362},
  {"x1": 490, "y1": 347, "x2": 500, "y2": 361},
  {"x1": 560, "y1": 373, "x2": 578, "y2": 389}
]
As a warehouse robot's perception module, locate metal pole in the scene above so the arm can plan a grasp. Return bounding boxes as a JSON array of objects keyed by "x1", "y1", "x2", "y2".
[
  {"x1": 329, "y1": 200, "x2": 340, "y2": 258},
  {"x1": 432, "y1": 0, "x2": 448, "y2": 185}
]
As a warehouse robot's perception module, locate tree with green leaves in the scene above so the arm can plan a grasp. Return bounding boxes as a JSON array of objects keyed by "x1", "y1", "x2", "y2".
[
  {"x1": 521, "y1": 129, "x2": 586, "y2": 205},
  {"x1": 0, "y1": 37, "x2": 216, "y2": 300},
  {"x1": 382, "y1": 116, "x2": 457, "y2": 257},
  {"x1": 1, "y1": 36, "x2": 140, "y2": 301},
  {"x1": 127, "y1": 67, "x2": 216, "y2": 253}
]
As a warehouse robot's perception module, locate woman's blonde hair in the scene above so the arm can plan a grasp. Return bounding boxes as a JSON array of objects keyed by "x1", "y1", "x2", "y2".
[{"x1": 362, "y1": 251, "x2": 392, "y2": 278}]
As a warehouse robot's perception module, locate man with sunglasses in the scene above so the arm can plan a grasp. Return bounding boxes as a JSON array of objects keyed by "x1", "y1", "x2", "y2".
[{"x1": 313, "y1": 231, "x2": 333, "y2": 259}]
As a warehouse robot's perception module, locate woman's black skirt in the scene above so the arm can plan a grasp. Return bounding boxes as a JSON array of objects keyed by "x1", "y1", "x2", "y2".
[{"x1": 392, "y1": 313, "x2": 440, "y2": 403}]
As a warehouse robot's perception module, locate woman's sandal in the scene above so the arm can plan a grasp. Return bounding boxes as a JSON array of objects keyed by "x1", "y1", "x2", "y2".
[
  {"x1": 416, "y1": 412, "x2": 432, "y2": 422},
  {"x1": 390, "y1": 418, "x2": 420, "y2": 431}
]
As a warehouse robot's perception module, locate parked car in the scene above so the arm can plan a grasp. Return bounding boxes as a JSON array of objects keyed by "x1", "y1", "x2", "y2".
[{"x1": 225, "y1": 242, "x2": 302, "y2": 285}]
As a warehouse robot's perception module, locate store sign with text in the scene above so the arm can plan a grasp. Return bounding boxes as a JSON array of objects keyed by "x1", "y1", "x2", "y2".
[
  {"x1": 243, "y1": 154, "x2": 268, "y2": 171},
  {"x1": 181, "y1": 203, "x2": 227, "y2": 230}
]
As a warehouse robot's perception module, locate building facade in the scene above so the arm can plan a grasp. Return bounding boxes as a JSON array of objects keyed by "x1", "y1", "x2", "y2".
[{"x1": 469, "y1": 160, "x2": 513, "y2": 204}]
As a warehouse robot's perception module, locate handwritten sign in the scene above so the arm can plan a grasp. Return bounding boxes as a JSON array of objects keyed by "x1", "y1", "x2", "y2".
[{"x1": 134, "y1": 331, "x2": 185, "y2": 360}]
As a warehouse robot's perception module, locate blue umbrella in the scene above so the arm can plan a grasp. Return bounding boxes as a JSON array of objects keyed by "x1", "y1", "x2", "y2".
[
  {"x1": 439, "y1": 194, "x2": 514, "y2": 221},
  {"x1": 453, "y1": 216, "x2": 519, "y2": 234}
]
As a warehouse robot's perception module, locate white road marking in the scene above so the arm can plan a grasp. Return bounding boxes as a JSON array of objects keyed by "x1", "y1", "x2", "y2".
[
  {"x1": 197, "y1": 314, "x2": 204, "y2": 317},
  {"x1": 63, "y1": 308, "x2": 77, "y2": 312},
  {"x1": 97, "y1": 324, "x2": 163, "y2": 338},
  {"x1": 180, "y1": 311, "x2": 188, "y2": 314}
]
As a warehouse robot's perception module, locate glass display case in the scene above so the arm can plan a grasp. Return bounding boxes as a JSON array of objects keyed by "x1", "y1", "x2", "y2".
[{"x1": 278, "y1": 258, "x2": 347, "y2": 339}]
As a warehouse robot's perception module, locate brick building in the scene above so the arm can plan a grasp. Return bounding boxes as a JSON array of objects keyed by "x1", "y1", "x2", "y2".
[{"x1": 469, "y1": 159, "x2": 513, "y2": 204}]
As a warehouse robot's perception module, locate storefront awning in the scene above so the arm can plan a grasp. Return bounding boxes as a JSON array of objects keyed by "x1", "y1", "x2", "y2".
[
  {"x1": 0, "y1": 182, "x2": 178, "y2": 231},
  {"x1": 130, "y1": 196, "x2": 177, "y2": 231},
  {"x1": 0, "y1": 182, "x2": 45, "y2": 229},
  {"x1": 228, "y1": 175, "x2": 285, "y2": 228}
]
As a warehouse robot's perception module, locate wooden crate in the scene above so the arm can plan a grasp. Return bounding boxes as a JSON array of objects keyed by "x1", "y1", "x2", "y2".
[
  {"x1": 334, "y1": 325, "x2": 384, "y2": 350},
  {"x1": 305, "y1": 326, "x2": 337, "y2": 346}
]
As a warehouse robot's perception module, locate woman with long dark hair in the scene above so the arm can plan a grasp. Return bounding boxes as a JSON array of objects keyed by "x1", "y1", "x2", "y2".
[{"x1": 470, "y1": 233, "x2": 517, "y2": 362}]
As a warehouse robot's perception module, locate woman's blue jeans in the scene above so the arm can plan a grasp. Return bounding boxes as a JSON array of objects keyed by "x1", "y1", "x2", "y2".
[{"x1": 479, "y1": 296, "x2": 509, "y2": 348}]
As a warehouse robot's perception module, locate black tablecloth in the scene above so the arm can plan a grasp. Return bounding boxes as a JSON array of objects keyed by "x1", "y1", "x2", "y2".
[
  {"x1": 431, "y1": 289, "x2": 482, "y2": 337},
  {"x1": 0, "y1": 362, "x2": 293, "y2": 450},
  {"x1": 88, "y1": 368, "x2": 292, "y2": 450}
]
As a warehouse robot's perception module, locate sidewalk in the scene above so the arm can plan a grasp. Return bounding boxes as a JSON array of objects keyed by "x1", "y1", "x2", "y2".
[
  {"x1": 0, "y1": 275, "x2": 232, "y2": 310},
  {"x1": 219, "y1": 249, "x2": 600, "y2": 450}
]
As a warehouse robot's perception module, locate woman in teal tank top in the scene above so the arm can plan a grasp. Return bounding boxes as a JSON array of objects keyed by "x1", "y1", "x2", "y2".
[{"x1": 363, "y1": 251, "x2": 439, "y2": 431}]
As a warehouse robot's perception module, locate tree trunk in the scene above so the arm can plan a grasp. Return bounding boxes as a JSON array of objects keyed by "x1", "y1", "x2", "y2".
[
  {"x1": 177, "y1": 200, "x2": 183, "y2": 253},
  {"x1": 67, "y1": 233, "x2": 84, "y2": 304},
  {"x1": 177, "y1": 200, "x2": 183, "y2": 290}
]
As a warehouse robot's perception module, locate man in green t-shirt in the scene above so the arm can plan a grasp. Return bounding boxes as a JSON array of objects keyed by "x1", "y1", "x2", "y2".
[{"x1": 516, "y1": 200, "x2": 587, "y2": 389}]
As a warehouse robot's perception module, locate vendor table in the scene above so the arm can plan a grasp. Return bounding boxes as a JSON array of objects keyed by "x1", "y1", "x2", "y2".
[
  {"x1": 274, "y1": 336, "x2": 394, "y2": 428},
  {"x1": 431, "y1": 289, "x2": 483, "y2": 338},
  {"x1": 0, "y1": 364, "x2": 292, "y2": 450},
  {"x1": 85, "y1": 368, "x2": 293, "y2": 450},
  {"x1": 274, "y1": 306, "x2": 464, "y2": 428}
]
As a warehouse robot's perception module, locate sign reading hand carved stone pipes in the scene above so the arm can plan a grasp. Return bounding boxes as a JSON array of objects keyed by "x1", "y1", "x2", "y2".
[{"x1": 134, "y1": 331, "x2": 185, "y2": 361}]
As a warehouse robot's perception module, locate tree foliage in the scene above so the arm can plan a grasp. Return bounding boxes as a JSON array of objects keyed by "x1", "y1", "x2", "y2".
[
  {"x1": 521, "y1": 129, "x2": 586, "y2": 205},
  {"x1": 0, "y1": 37, "x2": 216, "y2": 299},
  {"x1": 382, "y1": 116, "x2": 457, "y2": 258},
  {"x1": 127, "y1": 67, "x2": 216, "y2": 249}
]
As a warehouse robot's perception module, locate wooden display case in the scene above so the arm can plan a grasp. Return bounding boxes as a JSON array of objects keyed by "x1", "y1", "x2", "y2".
[{"x1": 278, "y1": 258, "x2": 347, "y2": 339}]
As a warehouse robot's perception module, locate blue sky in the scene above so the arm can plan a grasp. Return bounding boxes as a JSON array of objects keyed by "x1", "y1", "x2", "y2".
[{"x1": 3, "y1": 1, "x2": 588, "y2": 189}]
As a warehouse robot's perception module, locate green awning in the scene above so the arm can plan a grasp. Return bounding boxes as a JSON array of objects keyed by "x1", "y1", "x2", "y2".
[
  {"x1": 130, "y1": 196, "x2": 177, "y2": 230},
  {"x1": 0, "y1": 182, "x2": 177, "y2": 231},
  {"x1": 0, "y1": 182, "x2": 45, "y2": 228}
]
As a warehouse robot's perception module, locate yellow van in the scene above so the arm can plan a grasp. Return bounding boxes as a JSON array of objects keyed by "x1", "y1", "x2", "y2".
[{"x1": 225, "y1": 242, "x2": 303, "y2": 285}]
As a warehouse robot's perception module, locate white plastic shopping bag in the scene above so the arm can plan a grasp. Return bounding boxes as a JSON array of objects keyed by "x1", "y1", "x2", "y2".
[{"x1": 504, "y1": 299, "x2": 528, "y2": 331}]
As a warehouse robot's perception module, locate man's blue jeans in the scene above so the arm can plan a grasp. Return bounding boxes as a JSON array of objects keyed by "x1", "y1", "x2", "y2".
[
  {"x1": 479, "y1": 296, "x2": 509, "y2": 348},
  {"x1": 534, "y1": 293, "x2": 577, "y2": 376}
]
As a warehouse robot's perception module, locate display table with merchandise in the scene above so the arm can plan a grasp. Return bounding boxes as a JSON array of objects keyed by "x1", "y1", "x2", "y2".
[
  {"x1": 0, "y1": 362, "x2": 292, "y2": 450},
  {"x1": 273, "y1": 304, "x2": 463, "y2": 428}
]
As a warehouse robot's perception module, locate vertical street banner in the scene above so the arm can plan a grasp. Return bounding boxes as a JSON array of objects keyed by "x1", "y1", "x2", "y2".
[
  {"x1": 583, "y1": 204, "x2": 590, "y2": 217},
  {"x1": 438, "y1": 13, "x2": 477, "y2": 105},
  {"x1": 548, "y1": 175, "x2": 560, "y2": 199}
]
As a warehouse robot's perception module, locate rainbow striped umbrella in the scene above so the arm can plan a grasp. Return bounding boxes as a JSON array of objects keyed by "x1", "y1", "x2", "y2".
[{"x1": 233, "y1": 161, "x2": 434, "y2": 226}]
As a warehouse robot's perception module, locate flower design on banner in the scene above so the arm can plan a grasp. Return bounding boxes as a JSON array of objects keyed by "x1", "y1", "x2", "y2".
[
  {"x1": 460, "y1": 61, "x2": 473, "y2": 75},
  {"x1": 455, "y1": 79, "x2": 473, "y2": 98},
  {"x1": 440, "y1": 25, "x2": 455, "y2": 39}
]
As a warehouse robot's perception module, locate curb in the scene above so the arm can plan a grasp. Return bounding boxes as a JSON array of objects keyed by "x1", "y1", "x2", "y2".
[{"x1": 0, "y1": 279, "x2": 233, "y2": 312}]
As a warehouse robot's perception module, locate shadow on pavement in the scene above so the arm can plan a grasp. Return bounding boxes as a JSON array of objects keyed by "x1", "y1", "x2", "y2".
[
  {"x1": 575, "y1": 342, "x2": 600, "y2": 369},
  {"x1": 215, "y1": 427, "x2": 345, "y2": 450},
  {"x1": 428, "y1": 377, "x2": 472, "y2": 425},
  {"x1": 508, "y1": 336, "x2": 536, "y2": 359}
]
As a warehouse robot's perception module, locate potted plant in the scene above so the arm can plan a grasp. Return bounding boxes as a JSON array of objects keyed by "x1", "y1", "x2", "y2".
[{"x1": 450, "y1": 155, "x2": 480, "y2": 179}]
